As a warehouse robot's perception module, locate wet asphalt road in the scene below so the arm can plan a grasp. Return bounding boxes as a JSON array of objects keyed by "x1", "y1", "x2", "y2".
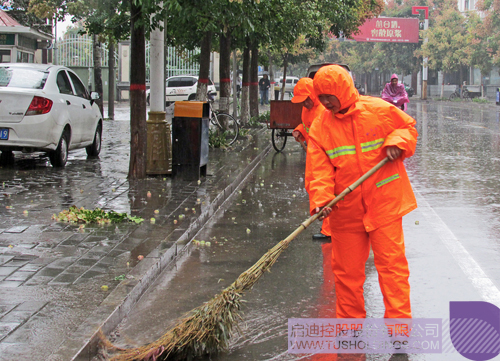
[{"x1": 106, "y1": 100, "x2": 500, "y2": 361}]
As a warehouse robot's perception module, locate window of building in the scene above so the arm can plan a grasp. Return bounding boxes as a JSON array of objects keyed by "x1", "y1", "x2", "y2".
[
  {"x1": 16, "y1": 51, "x2": 34, "y2": 63},
  {"x1": 0, "y1": 50, "x2": 11, "y2": 63}
]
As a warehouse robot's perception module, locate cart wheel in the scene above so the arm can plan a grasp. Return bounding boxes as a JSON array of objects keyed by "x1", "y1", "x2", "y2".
[{"x1": 272, "y1": 128, "x2": 287, "y2": 152}]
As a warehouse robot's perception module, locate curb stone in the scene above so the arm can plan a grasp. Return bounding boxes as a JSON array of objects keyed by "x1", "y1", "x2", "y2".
[{"x1": 49, "y1": 138, "x2": 272, "y2": 361}]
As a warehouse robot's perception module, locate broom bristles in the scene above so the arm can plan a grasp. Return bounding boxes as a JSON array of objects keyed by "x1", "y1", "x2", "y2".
[
  {"x1": 103, "y1": 158, "x2": 388, "y2": 360},
  {"x1": 105, "y1": 238, "x2": 292, "y2": 361}
]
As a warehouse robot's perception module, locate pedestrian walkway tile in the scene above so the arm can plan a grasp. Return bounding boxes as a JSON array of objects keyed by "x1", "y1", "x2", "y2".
[{"x1": 4, "y1": 226, "x2": 29, "y2": 234}]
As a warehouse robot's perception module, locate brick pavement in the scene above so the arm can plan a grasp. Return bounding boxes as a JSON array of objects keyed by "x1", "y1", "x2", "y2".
[{"x1": 0, "y1": 106, "x2": 272, "y2": 360}]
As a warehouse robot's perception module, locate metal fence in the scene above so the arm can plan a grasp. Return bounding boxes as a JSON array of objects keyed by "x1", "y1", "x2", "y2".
[
  {"x1": 164, "y1": 46, "x2": 199, "y2": 78},
  {"x1": 56, "y1": 34, "x2": 200, "y2": 81},
  {"x1": 56, "y1": 34, "x2": 108, "y2": 67}
]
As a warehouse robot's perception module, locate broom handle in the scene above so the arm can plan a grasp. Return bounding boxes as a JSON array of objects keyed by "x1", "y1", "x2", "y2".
[{"x1": 284, "y1": 157, "x2": 390, "y2": 243}]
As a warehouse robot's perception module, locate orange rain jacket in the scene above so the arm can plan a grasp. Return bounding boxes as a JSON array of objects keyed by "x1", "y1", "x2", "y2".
[
  {"x1": 305, "y1": 65, "x2": 418, "y2": 233},
  {"x1": 292, "y1": 78, "x2": 325, "y2": 143}
]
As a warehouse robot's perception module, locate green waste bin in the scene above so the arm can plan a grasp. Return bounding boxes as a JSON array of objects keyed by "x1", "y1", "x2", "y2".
[{"x1": 172, "y1": 101, "x2": 209, "y2": 180}]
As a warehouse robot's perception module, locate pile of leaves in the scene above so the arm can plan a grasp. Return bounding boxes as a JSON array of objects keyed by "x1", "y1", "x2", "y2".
[{"x1": 53, "y1": 206, "x2": 144, "y2": 225}]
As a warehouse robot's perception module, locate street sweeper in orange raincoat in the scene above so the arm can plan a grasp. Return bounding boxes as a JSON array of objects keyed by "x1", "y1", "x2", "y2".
[
  {"x1": 305, "y1": 65, "x2": 418, "y2": 319},
  {"x1": 291, "y1": 77, "x2": 331, "y2": 241},
  {"x1": 291, "y1": 77, "x2": 324, "y2": 144}
]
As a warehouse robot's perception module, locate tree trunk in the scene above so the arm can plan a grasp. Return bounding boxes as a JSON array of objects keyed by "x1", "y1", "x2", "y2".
[
  {"x1": 128, "y1": 0, "x2": 147, "y2": 179},
  {"x1": 280, "y1": 53, "x2": 288, "y2": 101},
  {"x1": 460, "y1": 65, "x2": 464, "y2": 99},
  {"x1": 93, "y1": 34, "x2": 104, "y2": 116},
  {"x1": 196, "y1": 31, "x2": 212, "y2": 101},
  {"x1": 269, "y1": 52, "x2": 275, "y2": 101},
  {"x1": 250, "y1": 40, "x2": 259, "y2": 118},
  {"x1": 240, "y1": 41, "x2": 250, "y2": 126},
  {"x1": 219, "y1": 32, "x2": 231, "y2": 114},
  {"x1": 441, "y1": 72, "x2": 445, "y2": 98},
  {"x1": 480, "y1": 71, "x2": 484, "y2": 97},
  {"x1": 411, "y1": 71, "x2": 418, "y2": 95},
  {"x1": 108, "y1": 40, "x2": 115, "y2": 120},
  {"x1": 364, "y1": 73, "x2": 367, "y2": 96},
  {"x1": 232, "y1": 49, "x2": 238, "y2": 118}
]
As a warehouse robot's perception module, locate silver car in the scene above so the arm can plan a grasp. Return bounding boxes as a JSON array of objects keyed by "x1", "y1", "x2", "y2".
[{"x1": 0, "y1": 63, "x2": 102, "y2": 167}]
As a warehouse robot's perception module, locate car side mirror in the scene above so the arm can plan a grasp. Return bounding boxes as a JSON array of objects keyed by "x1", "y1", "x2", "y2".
[{"x1": 90, "y1": 91, "x2": 99, "y2": 105}]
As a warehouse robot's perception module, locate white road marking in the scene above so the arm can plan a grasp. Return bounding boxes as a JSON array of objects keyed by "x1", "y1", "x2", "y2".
[{"x1": 415, "y1": 190, "x2": 500, "y2": 307}]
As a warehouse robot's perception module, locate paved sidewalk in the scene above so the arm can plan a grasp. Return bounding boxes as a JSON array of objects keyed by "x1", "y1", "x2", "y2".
[{"x1": 0, "y1": 105, "x2": 272, "y2": 361}]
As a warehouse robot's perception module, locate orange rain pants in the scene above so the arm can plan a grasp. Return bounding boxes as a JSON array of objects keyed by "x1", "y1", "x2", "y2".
[{"x1": 331, "y1": 219, "x2": 411, "y2": 319}]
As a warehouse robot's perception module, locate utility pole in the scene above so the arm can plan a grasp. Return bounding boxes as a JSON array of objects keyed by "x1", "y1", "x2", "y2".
[
  {"x1": 146, "y1": 15, "x2": 170, "y2": 175},
  {"x1": 149, "y1": 26, "x2": 165, "y2": 114},
  {"x1": 412, "y1": 6, "x2": 429, "y2": 100},
  {"x1": 53, "y1": 18, "x2": 58, "y2": 65},
  {"x1": 232, "y1": 49, "x2": 238, "y2": 118}
]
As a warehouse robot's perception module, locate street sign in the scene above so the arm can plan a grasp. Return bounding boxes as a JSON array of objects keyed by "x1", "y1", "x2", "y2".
[{"x1": 350, "y1": 18, "x2": 420, "y2": 43}]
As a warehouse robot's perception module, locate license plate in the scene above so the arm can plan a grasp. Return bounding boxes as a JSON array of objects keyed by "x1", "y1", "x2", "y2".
[{"x1": 0, "y1": 128, "x2": 8, "y2": 140}]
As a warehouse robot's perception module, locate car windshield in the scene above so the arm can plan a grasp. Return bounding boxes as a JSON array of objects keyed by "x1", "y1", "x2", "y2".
[
  {"x1": 0, "y1": 67, "x2": 48, "y2": 89},
  {"x1": 167, "y1": 77, "x2": 196, "y2": 87}
]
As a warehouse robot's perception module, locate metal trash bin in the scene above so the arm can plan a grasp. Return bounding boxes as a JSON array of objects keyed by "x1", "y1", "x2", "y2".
[
  {"x1": 146, "y1": 112, "x2": 171, "y2": 175},
  {"x1": 172, "y1": 101, "x2": 209, "y2": 180}
]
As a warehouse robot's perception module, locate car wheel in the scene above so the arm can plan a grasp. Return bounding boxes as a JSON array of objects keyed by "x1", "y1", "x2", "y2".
[
  {"x1": 86, "y1": 124, "x2": 102, "y2": 157},
  {"x1": 147, "y1": 94, "x2": 150, "y2": 105},
  {"x1": 188, "y1": 94, "x2": 196, "y2": 101},
  {"x1": 50, "y1": 132, "x2": 69, "y2": 167},
  {"x1": 0, "y1": 150, "x2": 14, "y2": 165}
]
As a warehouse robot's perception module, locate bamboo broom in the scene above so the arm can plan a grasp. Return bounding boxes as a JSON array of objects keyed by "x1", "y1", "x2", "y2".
[{"x1": 104, "y1": 157, "x2": 390, "y2": 361}]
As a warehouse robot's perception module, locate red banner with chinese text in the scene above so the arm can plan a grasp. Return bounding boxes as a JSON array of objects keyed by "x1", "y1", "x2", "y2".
[{"x1": 350, "y1": 18, "x2": 420, "y2": 43}]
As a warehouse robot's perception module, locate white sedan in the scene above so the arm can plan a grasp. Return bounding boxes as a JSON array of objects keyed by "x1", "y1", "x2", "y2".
[
  {"x1": 0, "y1": 63, "x2": 103, "y2": 167},
  {"x1": 146, "y1": 75, "x2": 217, "y2": 106}
]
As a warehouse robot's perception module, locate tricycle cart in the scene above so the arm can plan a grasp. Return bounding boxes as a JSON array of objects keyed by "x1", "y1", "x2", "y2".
[
  {"x1": 463, "y1": 85, "x2": 482, "y2": 99},
  {"x1": 268, "y1": 100, "x2": 303, "y2": 152}
]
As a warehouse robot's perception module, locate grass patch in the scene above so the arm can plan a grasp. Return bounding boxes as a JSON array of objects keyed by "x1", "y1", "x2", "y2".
[
  {"x1": 246, "y1": 115, "x2": 266, "y2": 128},
  {"x1": 472, "y1": 98, "x2": 489, "y2": 103},
  {"x1": 249, "y1": 111, "x2": 270, "y2": 125},
  {"x1": 209, "y1": 128, "x2": 230, "y2": 148}
]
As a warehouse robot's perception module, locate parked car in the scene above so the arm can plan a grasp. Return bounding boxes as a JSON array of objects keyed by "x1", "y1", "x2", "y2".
[
  {"x1": 0, "y1": 63, "x2": 102, "y2": 167},
  {"x1": 306, "y1": 63, "x2": 352, "y2": 79},
  {"x1": 277, "y1": 76, "x2": 299, "y2": 93},
  {"x1": 146, "y1": 75, "x2": 216, "y2": 106}
]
